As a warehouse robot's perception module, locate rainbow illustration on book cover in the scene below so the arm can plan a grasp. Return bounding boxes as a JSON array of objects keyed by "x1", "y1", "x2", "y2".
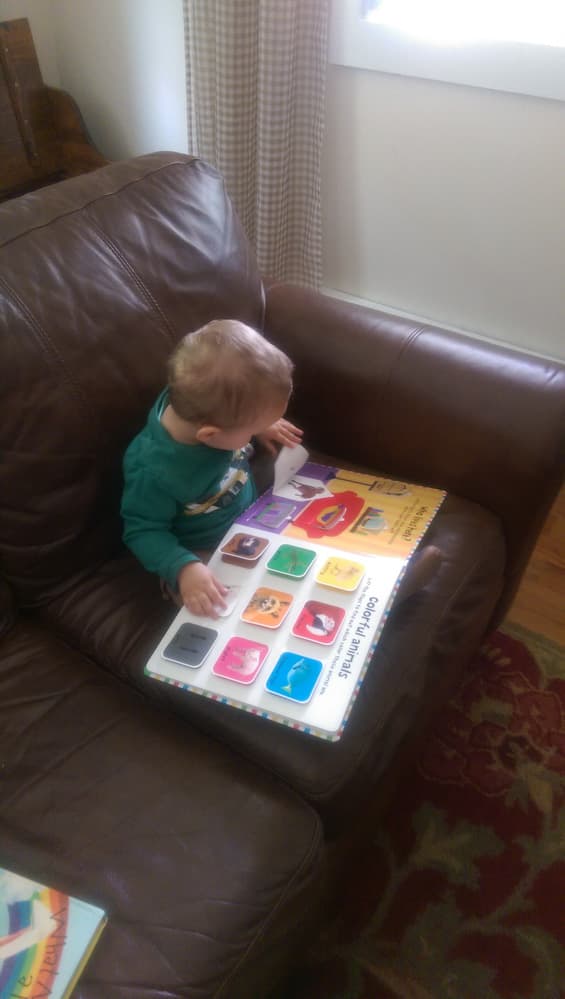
[{"x1": 0, "y1": 868, "x2": 105, "y2": 999}]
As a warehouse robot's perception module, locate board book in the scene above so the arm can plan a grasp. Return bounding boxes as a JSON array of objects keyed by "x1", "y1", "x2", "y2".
[
  {"x1": 0, "y1": 867, "x2": 106, "y2": 999},
  {"x1": 145, "y1": 451, "x2": 445, "y2": 741}
]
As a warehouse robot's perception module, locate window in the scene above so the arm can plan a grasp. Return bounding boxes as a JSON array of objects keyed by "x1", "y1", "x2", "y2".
[{"x1": 330, "y1": 0, "x2": 565, "y2": 102}]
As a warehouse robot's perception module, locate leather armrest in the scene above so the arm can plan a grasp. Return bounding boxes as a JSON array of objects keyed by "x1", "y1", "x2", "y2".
[{"x1": 264, "y1": 283, "x2": 565, "y2": 616}]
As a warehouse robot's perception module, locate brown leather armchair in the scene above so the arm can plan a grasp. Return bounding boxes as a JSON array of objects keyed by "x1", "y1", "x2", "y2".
[{"x1": 1, "y1": 152, "x2": 563, "y2": 997}]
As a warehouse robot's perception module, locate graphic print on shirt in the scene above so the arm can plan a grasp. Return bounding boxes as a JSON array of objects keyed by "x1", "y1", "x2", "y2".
[{"x1": 183, "y1": 449, "x2": 251, "y2": 517}]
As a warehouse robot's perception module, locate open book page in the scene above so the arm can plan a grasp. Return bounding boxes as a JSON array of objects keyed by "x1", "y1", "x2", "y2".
[
  {"x1": 247, "y1": 453, "x2": 444, "y2": 560},
  {"x1": 145, "y1": 454, "x2": 445, "y2": 741}
]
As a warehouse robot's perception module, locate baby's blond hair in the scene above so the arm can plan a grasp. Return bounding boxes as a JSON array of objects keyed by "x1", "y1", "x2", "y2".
[{"x1": 168, "y1": 319, "x2": 293, "y2": 428}]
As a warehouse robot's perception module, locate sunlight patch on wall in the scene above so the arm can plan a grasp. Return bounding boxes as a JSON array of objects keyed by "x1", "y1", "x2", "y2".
[{"x1": 365, "y1": 0, "x2": 565, "y2": 48}]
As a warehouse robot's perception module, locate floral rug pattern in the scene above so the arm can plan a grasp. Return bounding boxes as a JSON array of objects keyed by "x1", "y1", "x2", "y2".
[{"x1": 275, "y1": 624, "x2": 565, "y2": 999}]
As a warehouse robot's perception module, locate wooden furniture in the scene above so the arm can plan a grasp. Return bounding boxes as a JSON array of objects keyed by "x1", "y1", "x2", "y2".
[
  {"x1": 507, "y1": 486, "x2": 565, "y2": 644},
  {"x1": 0, "y1": 17, "x2": 107, "y2": 203}
]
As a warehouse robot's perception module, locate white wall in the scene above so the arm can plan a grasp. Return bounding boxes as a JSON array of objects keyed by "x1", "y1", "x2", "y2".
[
  {"x1": 2, "y1": 0, "x2": 563, "y2": 360},
  {"x1": 49, "y1": 0, "x2": 187, "y2": 159},
  {"x1": 0, "y1": 0, "x2": 188, "y2": 160},
  {"x1": 0, "y1": 0, "x2": 60, "y2": 84},
  {"x1": 323, "y1": 65, "x2": 565, "y2": 361}
]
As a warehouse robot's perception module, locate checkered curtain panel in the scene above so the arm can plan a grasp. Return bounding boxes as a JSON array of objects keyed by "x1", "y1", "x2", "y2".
[{"x1": 183, "y1": 0, "x2": 329, "y2": 287}]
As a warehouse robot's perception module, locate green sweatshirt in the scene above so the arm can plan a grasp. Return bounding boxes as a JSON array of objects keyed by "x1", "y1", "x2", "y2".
[{"x1": 121, "y1": 390, "x2": 256, "y2": 587}]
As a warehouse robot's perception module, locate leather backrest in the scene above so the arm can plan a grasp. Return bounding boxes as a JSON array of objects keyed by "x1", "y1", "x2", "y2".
[{"x1": 0, "y1": 152, "x2": 264, "y2": 605}]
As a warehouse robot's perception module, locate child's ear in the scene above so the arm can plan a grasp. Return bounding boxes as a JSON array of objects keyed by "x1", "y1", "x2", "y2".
[{"x1": 196, "y1": 424, "x2": 221, "y2": 445}]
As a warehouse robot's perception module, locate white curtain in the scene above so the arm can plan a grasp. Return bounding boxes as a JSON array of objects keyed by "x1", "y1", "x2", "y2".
[{"x1": 183, "y1": 0, "x2": 330, "y2": 287}]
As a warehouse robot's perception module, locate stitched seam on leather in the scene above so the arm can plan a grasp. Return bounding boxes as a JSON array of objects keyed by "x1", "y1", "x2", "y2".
[
  {"x1": 214, "y1": 816, "x2": 323, "y2": 998},
  {"x1": 300, "y1": 585, "x2": 500, "y2": 813},
  {"x1": 342, "y1": 551, "x2": 506, "y2": 782},
  {"x1": 85, "y1": 218, "x2": 178, "y2": 348},
  {"x1": 422, "y1": 530, "x2": 506, "y2": 648},
  {"x1": 0, "y1": 157, "x2": 199, "y2": 249},
  {"x1": 1, "y1": 701, "x2": 123, "y2": 809},
  {"x1": 301, "y1": 536, "x2": 505, "y2": 804},
  {"x1": 378, "y1": 324, "x2": 425, "y2": 404},
  {"x1": 0, "y1": 275, "x2": 98, "y2": 435}
]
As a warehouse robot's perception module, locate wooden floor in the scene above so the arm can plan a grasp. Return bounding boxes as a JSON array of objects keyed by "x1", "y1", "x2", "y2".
[{"x1": 505, "y1": 485, "x2": 565, "y2": 646}]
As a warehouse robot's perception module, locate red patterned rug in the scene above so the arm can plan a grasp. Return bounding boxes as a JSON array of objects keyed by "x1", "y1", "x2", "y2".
[{"x1": 274, "y1": 625, "x2": 565, "y2": 999}]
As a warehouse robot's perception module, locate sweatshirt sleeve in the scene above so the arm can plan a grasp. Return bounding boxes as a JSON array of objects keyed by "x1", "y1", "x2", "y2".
[{"x1": 121, "y1": 467, "x2": 198, "y2": 588}]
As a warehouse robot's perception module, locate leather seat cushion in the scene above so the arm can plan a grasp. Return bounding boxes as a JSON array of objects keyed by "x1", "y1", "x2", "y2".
[
  {"x1": 37, "y1": 493, "x2": 505, "y2": 827},
  {"x1": 0, "y1": 621, "x2": 324, "y2": 998}
]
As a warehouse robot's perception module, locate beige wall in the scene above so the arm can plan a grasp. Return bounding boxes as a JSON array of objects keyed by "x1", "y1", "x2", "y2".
[
  {"x1": 2, "y1": 0, "x2": 563, "y2": 360},
  {"x1": 0, "y1": 0, "x2": 187, "y2": 159},
  {"x1": 49, "y1": 0, "x2": 187, "y2": 160},
  {"x1": 0, "y1": 0, "x2": 60, "y2": 84},
  {"x1": 323, "y1": 65, "x2": 565, "y2": 360}
]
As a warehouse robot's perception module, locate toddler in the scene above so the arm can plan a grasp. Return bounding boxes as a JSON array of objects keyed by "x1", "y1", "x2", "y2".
[{"x1": 121, "y1": 319, "x2": 302, "y2": 617}]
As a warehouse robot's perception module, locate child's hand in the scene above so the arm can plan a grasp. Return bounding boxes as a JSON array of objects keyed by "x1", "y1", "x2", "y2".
[
  {"x1": 256, "y1": 419, "x2": 303, "y2": 455},
  {"x1": 177, "y1": 562, "x2": 228, "y2": 618}
]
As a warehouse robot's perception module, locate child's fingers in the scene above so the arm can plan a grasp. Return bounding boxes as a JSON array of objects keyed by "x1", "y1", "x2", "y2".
[
  {"x1": 184, "y1": 592, "x2": 205, "y2": 615},
  {"x1": 210, "y1": 579, "x2": 228, "y2": 609},
  {"x1": 279, "y1": 419, "x2": 303, "y2": 437},
  {"x1": 279, "y1": 429, "x2": 302, "y2": 446},
  {"x1": 188, "y1": 590, "x2": 219, "y2": 619}
]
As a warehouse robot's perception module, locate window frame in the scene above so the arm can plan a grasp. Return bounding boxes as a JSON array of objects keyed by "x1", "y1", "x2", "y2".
[{"x1": 329, "y1": 0, "x2": 565, "y2": 103}]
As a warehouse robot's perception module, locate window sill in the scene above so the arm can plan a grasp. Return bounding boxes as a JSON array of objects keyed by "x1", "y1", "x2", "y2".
[{"x1": 329, "y1": 0, "x2": 565, "y2": 103}]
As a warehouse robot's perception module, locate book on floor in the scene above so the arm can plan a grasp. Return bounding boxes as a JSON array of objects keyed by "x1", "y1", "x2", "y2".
[
  {"x1": 0, "y1": 867, "x2": 106, "y2": 999},
  {"x1": 145, "y1": 449, "x2": 446, "y2": 741}
]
